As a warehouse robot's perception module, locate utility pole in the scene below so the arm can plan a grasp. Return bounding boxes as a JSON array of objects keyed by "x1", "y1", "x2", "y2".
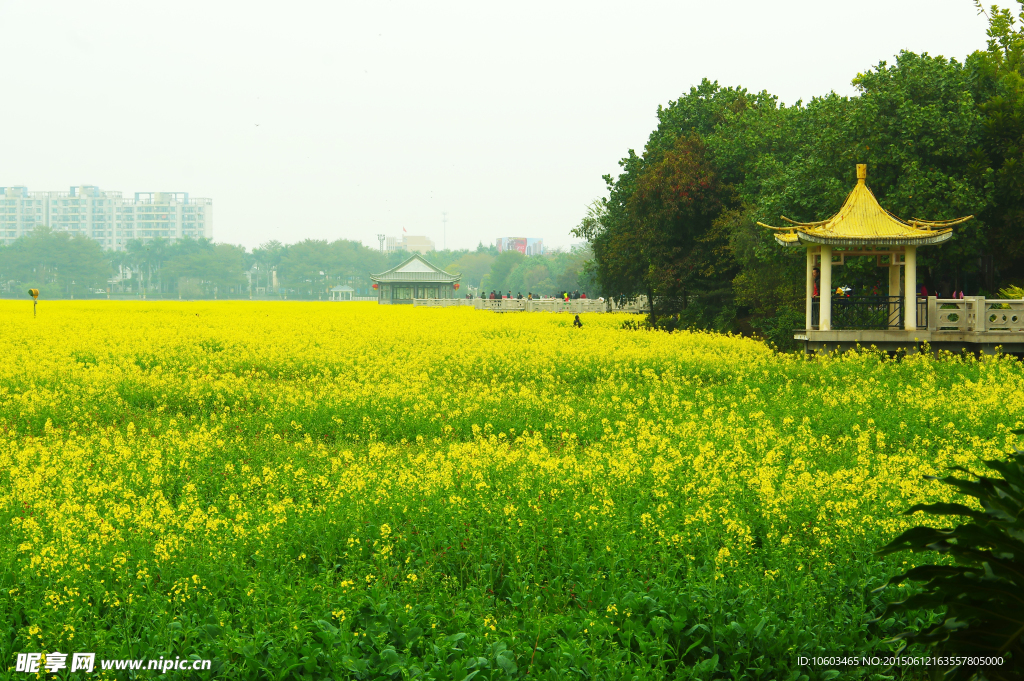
[
  {"x1": 442, "y1": 212, "x2": 448, "y2": 251},
  {"x1": 377, "y1": 234, "x2": 385, "y2": 253}
]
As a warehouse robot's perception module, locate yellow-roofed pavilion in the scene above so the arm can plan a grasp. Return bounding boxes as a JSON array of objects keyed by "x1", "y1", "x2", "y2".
[{"x1": 758, "y1": 164, "x2": 972, "y2": 333}]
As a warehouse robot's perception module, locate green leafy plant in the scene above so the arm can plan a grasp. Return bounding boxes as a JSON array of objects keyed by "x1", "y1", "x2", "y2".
[
  {"x1": 752, "y1": 305, "x2": 804, "y2": 351},
  {"x1": 873, "y1": 443, "x2": 1024, "y2": 680},
  {"x1": 997, "y1": 285, "x2": 1024, "y2": 299}
]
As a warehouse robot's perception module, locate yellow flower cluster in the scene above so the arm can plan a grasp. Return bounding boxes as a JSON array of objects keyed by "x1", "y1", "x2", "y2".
[{"x1": 0, "y1": 300, "x2": 1020, "y2": 657}]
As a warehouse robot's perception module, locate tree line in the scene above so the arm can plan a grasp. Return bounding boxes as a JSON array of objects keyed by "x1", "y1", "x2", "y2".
[
  {"x1": 574, "y1": 3, "x2": 1024, "y2": 345},
  {"x1": 0, "y1": 227, "x2": 593, "y2": 300}
]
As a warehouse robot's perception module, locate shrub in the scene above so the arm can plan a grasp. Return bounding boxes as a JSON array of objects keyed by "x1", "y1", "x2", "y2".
[
  {"x1": 752, "y1": 305, "x2": 804, "y2": 351},
  {"x1": 997, "y1": 285, "x2": 1024, "y2": 299},
  {"x1": 873, "y1": 442, "x2": 1024, "y2": 681}
]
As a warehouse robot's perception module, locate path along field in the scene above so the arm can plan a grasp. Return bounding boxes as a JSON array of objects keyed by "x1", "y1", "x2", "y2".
[{"x1": 1, "y1": 301, "x2": 1021, "y2": 680}]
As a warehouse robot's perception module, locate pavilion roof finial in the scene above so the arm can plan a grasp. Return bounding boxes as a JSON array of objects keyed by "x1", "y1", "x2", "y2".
[{"x1": 856, "y1": 164, "x2": 867, "y2": 184}]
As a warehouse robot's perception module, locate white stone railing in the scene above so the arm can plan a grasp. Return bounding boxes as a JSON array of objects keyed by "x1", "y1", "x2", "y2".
[
  {"x1": 984, "y1": 299, "x2": 1024, "y2": 331},
  {"x1": 411, "y1": 296, "x2": 650, "y2": 314},
  {"x1": 410, "y1": 298, "x2": 614, "y2": 313},
  {"x1": 928, "y1": 296, "x2": 1024, "y2": 333},
  {"x1": 412, "y1": 299, "x2": 475, "y2": 308},
  {"x1": 477, "y1": 298, "x2": 527, "y2": 312},
  {"x1": 475, "y1": 298, "x2": 610, "y2": 313}
]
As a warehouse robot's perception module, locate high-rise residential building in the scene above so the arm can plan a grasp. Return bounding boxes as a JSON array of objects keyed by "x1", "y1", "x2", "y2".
[
  {"x1": 0, "y1": 185, "x2": 212, "y2": 250},
  {"x1": 0, "y1": 187, "x2": 45, "y2": 242}
]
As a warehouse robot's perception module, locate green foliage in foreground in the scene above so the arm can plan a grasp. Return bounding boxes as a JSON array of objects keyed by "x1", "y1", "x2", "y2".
[{"x1": 876, "y1": 447, "x2": 1024, "y2": 680}]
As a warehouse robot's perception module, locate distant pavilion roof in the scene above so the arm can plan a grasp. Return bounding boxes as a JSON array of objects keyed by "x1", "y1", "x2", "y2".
[
  {"x1": 370, "y1": 253, "x2": 460, "y2": 283},
  {"x1": 757, "y1": 164, "x2": 973, "y2": 248},
  {"x1": 330, "y1": 285, "x2": 355, "y2": 292}
]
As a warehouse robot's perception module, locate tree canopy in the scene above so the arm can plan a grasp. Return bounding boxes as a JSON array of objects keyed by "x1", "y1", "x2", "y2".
[
  {"x1": 575, "y1": 4, "x2": 1024, "y2": 338},
  {"x1": 0, "y1": 228, "x2": 593, "y2": 300},
  {"x1": 0, "y1": 227, "x2": 108, "y2": 297}
]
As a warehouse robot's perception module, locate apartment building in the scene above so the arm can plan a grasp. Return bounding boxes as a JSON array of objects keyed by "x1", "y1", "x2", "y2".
[
  {"x1": 0, "y1": 187, "x2": 47, "y2": 245},
  {"x1": 0, "y1": 185, "x2": 212, "y2": 250}
]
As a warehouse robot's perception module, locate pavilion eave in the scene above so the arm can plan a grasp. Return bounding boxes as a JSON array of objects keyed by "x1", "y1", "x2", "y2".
[{"x1": 794, "y1": 231, "x2": 954, "y2": 248}]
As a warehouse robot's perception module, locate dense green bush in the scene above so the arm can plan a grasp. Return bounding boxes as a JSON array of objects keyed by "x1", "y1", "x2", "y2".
[{"x1": 874, "y1": 445, "x2": 1024, "y2": 680}]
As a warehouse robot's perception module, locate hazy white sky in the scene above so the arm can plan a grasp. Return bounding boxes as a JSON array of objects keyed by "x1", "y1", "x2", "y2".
[{"x1": 0, "y1": 0, "x2": 990, "y2": 252}]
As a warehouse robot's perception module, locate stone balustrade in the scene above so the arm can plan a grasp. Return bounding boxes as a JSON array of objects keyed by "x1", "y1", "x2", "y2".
[
  {"x1": 411, "y1": 297, "x2": 649, "y2": 314},
  {"x1": 929, "y1": 296, "x2": 1024, "y2": 333},
  {"x1": 799, "y1": 295, "x2": 1024, "y2": 354}
]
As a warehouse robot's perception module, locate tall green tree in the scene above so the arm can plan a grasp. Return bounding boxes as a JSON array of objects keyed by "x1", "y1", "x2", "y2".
[
  {"x1": 969, "y1": 0, "x2": 1024, "y2": 285},
  {"x1": 577, "y1": 133, "x2": 733, "y2": 322},
  {"x1": 628, "y1": 134, "x2": 731, "y2": 311},
  {"x1": 446, "y1": 252, "x2": 495, "y2": 293},
  {"x1": 483, "y1": 250, "x2": 525, "y2": 294},
  {"x1": 717, "y1": 49, "x2": 990, "y2": 303},
  {"x1": 252, "y1": 240, "x2": 284, "y2": 289},
  {"x1": 582, "y1": 40, "x2": 999, "y2": 336},
  {"x1": 0, "y1": 227, "x2": 108, "y2": 297},
  {"x1": 575, "y1": 81, "x2": 766, "y2": 321}
]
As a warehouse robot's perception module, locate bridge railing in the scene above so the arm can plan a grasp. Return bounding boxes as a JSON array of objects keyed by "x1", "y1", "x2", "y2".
[
  {"x1": 412, "y1": 299, "x2": 475, "y2": 308},
  {"x1": 929, "y1": 296, "x2": 1024, "y2": 333},
  {"x1": 411, "y1": 298, "x2": 623, "y2": 313},
  {"x1": 409, "y1": 297, "x2": 653, "y2": 314}
]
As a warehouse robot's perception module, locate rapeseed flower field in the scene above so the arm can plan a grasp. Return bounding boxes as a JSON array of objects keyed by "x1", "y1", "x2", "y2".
[{"x1": 1, "y1": 301, "x2": 1021, "y2": 679}]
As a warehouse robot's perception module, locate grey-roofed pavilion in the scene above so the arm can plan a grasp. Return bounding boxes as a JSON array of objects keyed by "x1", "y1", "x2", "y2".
[
  {"x1": 371, "y1": 253, "x2": 461, "y2": 304},
  {"x1": 329, "y1": 285, "x2": 354, "y2": 301}
]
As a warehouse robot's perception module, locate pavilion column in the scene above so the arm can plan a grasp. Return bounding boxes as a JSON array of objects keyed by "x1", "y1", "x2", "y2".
[
  {"x1": 888, "y1": 257, "x2": 901, "y2": 328},
  {"x1": 819, "y1": 245, "x2": 832, "y2": 331},
  {"x1": 904, "y1": 246, "x2": 917, "y2": 330},
  {"x1": 805, "y1": 248, "x2": 814, "y2": 329}
]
